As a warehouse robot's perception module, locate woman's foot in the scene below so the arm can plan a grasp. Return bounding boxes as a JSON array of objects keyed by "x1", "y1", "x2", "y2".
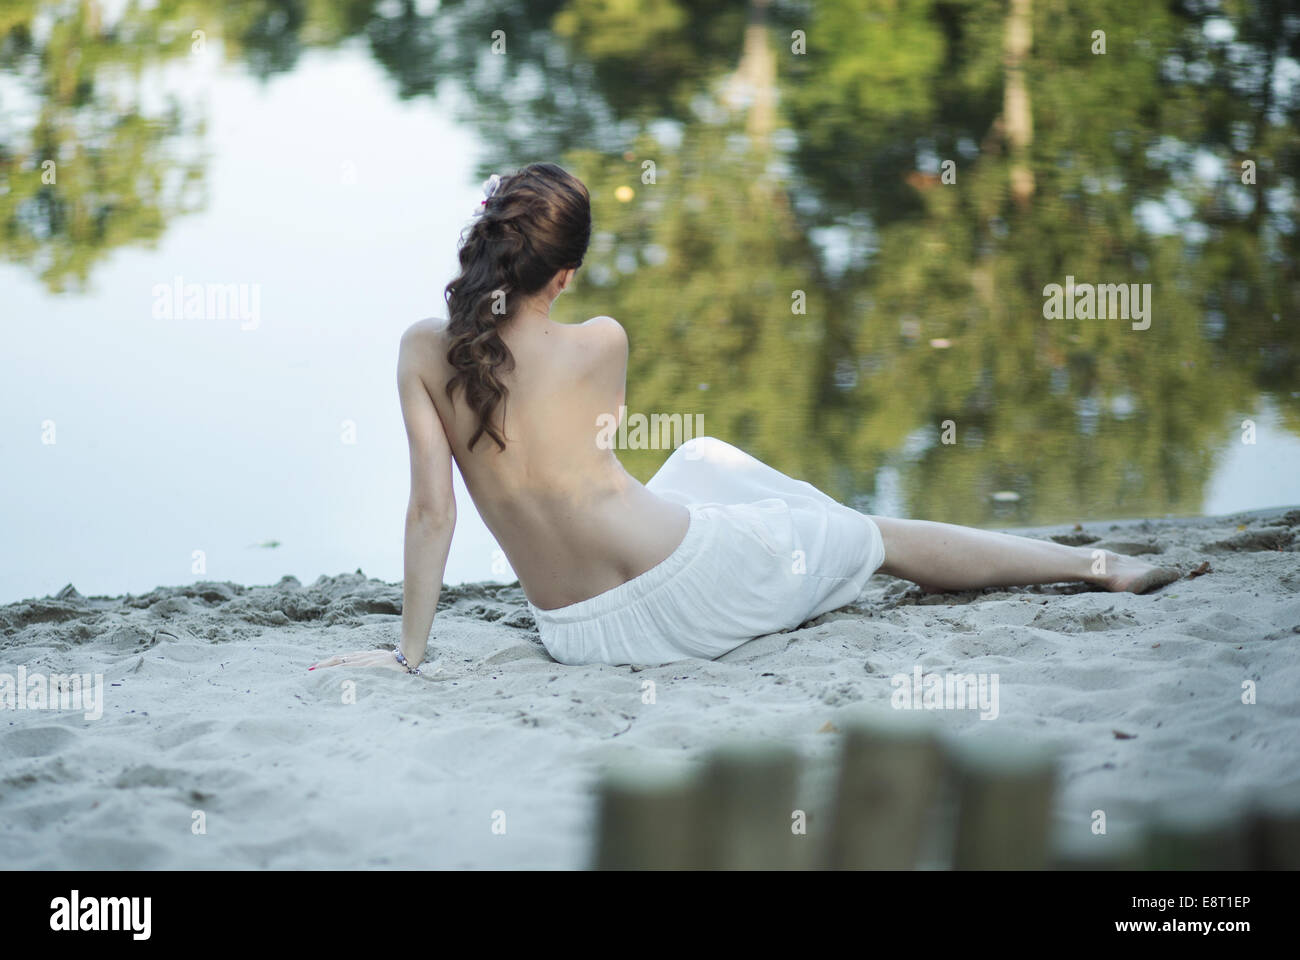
[{"x1": 1092, "y1": 551, "x2": 1183, "y2": 594}]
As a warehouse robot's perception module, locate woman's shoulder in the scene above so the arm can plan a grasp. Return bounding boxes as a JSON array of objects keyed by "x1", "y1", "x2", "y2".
[
  {"x1": 399, "y1": 317, "x2": 451, "y2": 356},
  {"x1": 401, "y1": 316, "x2": 449, "y2": 341},
  {"x1": 397, "y1": 318, "x2": 452, "y2": 379},
  {"x1": 578, "y1": 315, "x2": 627, "y2": 347}
]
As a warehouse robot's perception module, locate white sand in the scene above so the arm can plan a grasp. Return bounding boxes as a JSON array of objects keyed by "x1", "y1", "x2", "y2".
[{"x1": 2, "y1": 507, "x2": 1298, "y2": 868}]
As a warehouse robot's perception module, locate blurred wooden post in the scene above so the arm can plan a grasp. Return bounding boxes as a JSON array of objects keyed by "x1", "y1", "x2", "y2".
[
  {"x1": 1051, "y1": 832, "x2": 1143, "y2": 870},
  {"x1": 1143, "y1": 798, "x2": 1250, "y2": 870},
  {"x1": 949, "y1": 736, "x2": 1057, "y2": 869},
  {"x1": 592, "y1": 760, "x2": 699, "y2": 870},
  {"x1": 1249, "y1": 786, "x2": 1300, "y2": 869},
  {"x1": 693, "y1": 741, "x2": 801, "y2": 869},
  {"x1": 827, "y1": 708, "x2": 946, "y2": 868}
]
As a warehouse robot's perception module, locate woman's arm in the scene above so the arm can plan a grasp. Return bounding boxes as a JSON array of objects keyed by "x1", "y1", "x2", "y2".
[
  {"x1": 309, "y1": 329, "x2": 454, "y2": 675},
  {"x1": 396, "y1": 327, "x2": 456, "y2": 670}
]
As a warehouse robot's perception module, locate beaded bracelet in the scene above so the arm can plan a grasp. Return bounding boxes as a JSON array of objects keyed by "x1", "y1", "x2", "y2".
[{"x1": 393, "y1": 648, "x2": 421, "y2": 675}]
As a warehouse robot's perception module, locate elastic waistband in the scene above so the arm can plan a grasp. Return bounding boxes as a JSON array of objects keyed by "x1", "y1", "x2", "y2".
[{"x1": 528, "y1": 504, "x2": 709, "y2": 625}]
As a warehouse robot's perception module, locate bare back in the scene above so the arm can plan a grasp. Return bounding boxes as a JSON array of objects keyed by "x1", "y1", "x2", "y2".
[{"x1": 400, "y1": 313, "x2": 690, "y2": 610}]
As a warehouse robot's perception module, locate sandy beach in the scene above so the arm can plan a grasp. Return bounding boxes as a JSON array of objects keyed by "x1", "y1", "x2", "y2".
[{"x1": 2, "y1": 506, "x2": 1298, "y2": 869}]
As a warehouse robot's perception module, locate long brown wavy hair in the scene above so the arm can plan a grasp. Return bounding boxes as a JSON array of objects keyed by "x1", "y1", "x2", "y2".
[{"x1": 443, "y1": 162, "x2": 591, "y2": 451}]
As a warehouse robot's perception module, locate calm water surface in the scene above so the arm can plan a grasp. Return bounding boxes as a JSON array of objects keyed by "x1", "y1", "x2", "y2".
[{"x1": 2, "y1": 0, "x2": 1298, "y2": 603}]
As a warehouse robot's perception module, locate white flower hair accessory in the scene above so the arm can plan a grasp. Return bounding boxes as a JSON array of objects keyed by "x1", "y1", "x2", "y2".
[{"x1": 480, "y1": 173, "x2": 501, "y2": 206}]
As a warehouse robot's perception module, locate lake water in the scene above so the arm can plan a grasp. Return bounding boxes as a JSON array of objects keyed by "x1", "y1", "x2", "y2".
[{"x1": 2, "y1": 0, "x2": 1298, "y2": 603}]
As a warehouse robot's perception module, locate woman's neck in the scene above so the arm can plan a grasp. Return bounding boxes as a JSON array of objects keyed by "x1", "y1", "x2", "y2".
[{"x1": 512, "y1": 294, "x2": 558, "y2": 327}]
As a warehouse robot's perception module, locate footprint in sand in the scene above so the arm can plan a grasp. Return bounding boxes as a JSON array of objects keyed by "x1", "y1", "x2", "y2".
[
  {"x1": 1, "y1": 726, "x2": 78, "y2": 759},
  {"x1": 1206, "y1": 529, "x2": 1295, "y2": 552}
]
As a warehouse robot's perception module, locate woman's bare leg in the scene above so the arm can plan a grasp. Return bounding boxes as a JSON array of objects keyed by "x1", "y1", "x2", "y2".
[{"x1": 870, "y1": 516, "x2": 1180, "y2": 594}]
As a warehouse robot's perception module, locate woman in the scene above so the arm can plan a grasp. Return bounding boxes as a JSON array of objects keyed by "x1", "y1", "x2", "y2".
[{"x1": 312, "y1": 162, "x2": 1179, "y2": 674}]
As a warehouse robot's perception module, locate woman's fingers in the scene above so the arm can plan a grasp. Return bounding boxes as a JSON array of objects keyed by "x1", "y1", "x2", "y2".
[
  {"x1": 308, "y1": 654, "x2": 356, "y2": 670},
  {"x1": 309, "y1": 650, "x2": 398, "y2": 671}
]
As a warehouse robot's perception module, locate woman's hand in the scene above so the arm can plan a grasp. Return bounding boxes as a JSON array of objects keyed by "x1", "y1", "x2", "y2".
[{"x1": 309, "y1": 649, "x2": 414, "y2": 673}]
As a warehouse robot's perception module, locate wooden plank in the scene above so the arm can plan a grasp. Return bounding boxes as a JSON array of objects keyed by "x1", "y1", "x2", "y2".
[
  {"x1": 827, "y1": 707, "x2": 946, "y2": 868},
  {"x1": 693, "y1": 741, "x2": 802, "y2": 869},
  {"x1": 949, "y1": 735, "x2": 1057, "y2": 869},
  {"x1": 1249, "y1": 786, "x2": 1300, "y2": 869},
  {"x1": 592, "y1": 759, "x2": 699, "y2": 870},
  {"x1": 1142, "y1": 798, "x2": 1249, "y2": 870}
]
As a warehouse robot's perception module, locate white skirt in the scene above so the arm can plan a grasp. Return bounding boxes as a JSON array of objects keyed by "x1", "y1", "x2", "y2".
[{"x1": 528, "y1": 436, "x2": 887, "y2": 666}]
